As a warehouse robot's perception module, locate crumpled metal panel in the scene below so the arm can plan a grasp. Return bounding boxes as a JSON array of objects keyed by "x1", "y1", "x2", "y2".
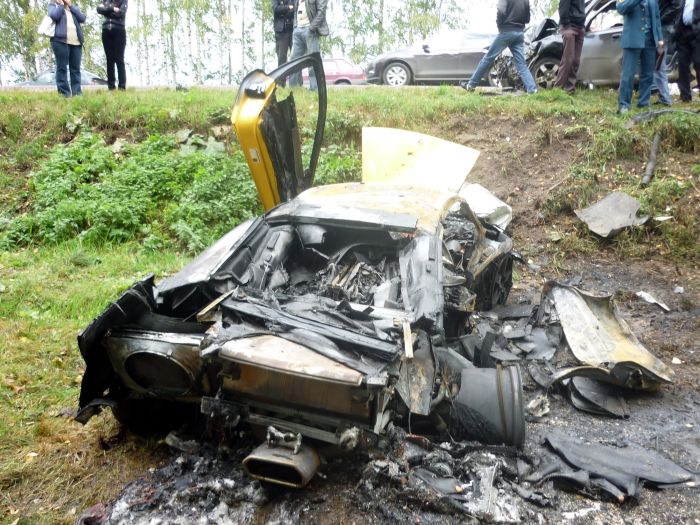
[
  {"x1": 361, "y1": 127, "x2": 480, "y2": 193},
  {"x1": 275, "y1": 182, "x2": 458, "y2": 234},
  {"x1": 547, "y1": 283, "x2": 674, "y2": 389},
  {"x1": 575, "y1": 192, "x2": 649, "y2": 238},
  {"x1": 220, "y1": 335, "x2": 363, "y2": 385}
]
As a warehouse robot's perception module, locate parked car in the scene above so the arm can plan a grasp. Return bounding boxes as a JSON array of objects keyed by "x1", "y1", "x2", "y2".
[
  {"x1": 302, "y1": 57, "x2": 366, "y2": 85},
  {"x1": 75, "y1": 54, "x2": 525, "y2": 488},
  {"x1": 17, "y1": 69, "x2": 108, "y2": 87},
  {"x1": 491, "y1": 0, "x2": 691, "y2": 90},
  {"x1": 366, "y1": 30, "x2": 496, "y2": 86}
]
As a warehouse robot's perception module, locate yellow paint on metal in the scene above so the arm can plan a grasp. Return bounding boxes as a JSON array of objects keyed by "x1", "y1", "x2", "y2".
[
  {"x1": 231, "y1": 71, "x2": 281, "y2": 211},
  {"x1": 362, "y1": 127, "x2": 480, "y2": 192}
]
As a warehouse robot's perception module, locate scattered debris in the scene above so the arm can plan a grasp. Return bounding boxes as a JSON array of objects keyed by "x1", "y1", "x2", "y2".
[
  {"x1": 459, "y1": 183, "x2": 513, "y2": 230},
  {"x1": 175, "y1": 128, "x2": 193, "y2": 143},
  {"x1": 641, "y1": 133, "x2": 661, "y2": 186},
  {"x1": 636, "y1": 290, "x2": 671, "y2": 312},
  {"x1": 575, "y1": 192, "x2": 649, "y2": 238},
  {"x1": 674, "y1": 286, "x2": 685, "y2": 294},
  {"x1": 672, "y1": 357, "x2": 683, "y2": 365}
]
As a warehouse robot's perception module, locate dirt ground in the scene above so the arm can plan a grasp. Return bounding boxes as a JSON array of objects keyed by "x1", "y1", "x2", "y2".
[{"x1": 76, "y1": 113, "x2": 699, "y2": 524}]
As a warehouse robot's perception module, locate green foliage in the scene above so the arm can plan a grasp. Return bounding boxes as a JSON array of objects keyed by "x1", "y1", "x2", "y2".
[
  {"x1": 314, "y1": 145, "x2": 362, "y2": 186},
  {"x1": 1, "y1": 132, "x2": 261, "y2": 252}
]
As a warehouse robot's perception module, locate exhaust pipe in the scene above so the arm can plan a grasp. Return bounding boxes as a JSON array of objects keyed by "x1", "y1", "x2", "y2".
[{"x1": 243, "y1": 443, "x2": 320, "y2": 488}]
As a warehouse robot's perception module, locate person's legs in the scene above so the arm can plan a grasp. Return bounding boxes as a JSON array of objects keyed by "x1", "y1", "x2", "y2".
[
  {"x1": 51, "y1": 40, "x2": 70, "y2": 96},
  {"x1": 570, "y1": 26, "x2": 585, "y2": 86},
  {"x1": 306, "y1": 29, "x2": 320, "y2": 91},
  {"x1": 276, "y1": 30, "x2": 293, "y2": 67},
  {"x1": 103, "y1": 28, "x2": 116, "y2": 90},
  {"x1": 467, "y1": 32, "x2": 512, "y2": 88},
  {"x1": 68, "y1": 44, "x2": 83, "y2": 95},
  {"x1": 115, "y1": 29, "x2": 127, "y2": 89},
  {"x1": 637, "y1": 39, "x2": 657, "y2": 107},
  {"x1": 289, "y1": 27, "x2": 308, "y2": 87},
  {"x1": 653, "y1": 25, "x2": 673, "y2": 104},
  {"x1": 555, "y1": 26, "x2": 580, "y2": 93},
  {"x1": 676, "y1": 26, "x2": 693, "y2": 101},
  {"x1": 509, "y1": 32, "x2": 537, "y2": 92},
  {"x1": 619, "y1": 47, "x2": 640, "y2": 110}
]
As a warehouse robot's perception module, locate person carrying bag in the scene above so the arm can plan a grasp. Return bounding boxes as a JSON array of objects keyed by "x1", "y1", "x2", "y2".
[{"x1": 48, "y1": 0, "x2": 86, "y2": 97}]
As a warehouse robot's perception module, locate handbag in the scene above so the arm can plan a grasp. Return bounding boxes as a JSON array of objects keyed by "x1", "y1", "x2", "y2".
[{"x1": 38, "y1": 15, "x2": 55, "y2": 38}]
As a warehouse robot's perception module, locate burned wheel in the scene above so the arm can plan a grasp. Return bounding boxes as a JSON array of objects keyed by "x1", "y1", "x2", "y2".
[
  {"x1": 474, "y1": 253, "x2": 513, "y2": 311},
  {"x1": 531, "y1": 57, "x2": 559, "y2": 90}
]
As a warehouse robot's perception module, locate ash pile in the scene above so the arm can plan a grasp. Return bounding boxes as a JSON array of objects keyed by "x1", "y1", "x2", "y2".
[{"x1": 77, "y1": 281, "x2": 699, "y2": 525}]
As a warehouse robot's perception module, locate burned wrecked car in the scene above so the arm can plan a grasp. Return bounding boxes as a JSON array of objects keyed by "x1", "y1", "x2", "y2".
[{"x1": 76, "y1": 54, "x2": 524, "y2": 487}]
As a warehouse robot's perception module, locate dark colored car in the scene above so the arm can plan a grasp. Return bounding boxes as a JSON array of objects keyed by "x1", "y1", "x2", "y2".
[
  {"x1": 75, "y1": 54, "x2": 525, "y2": 488},
  {"x1": 365, "y1": 31, "x2": 496, "y2": 86},
  {"x1": 17, "y1": 69, "x2": 108, "y2": 87}
]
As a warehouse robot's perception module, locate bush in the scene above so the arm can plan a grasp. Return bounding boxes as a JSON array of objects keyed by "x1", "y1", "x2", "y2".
[{"x1": 1, "y1": 132, "x2": 261, "y2": 252}]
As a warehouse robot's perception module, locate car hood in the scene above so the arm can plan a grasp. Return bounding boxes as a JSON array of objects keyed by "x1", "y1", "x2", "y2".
[{"x1": 232, "y1": 53, "x2": 327, "y2": 211}]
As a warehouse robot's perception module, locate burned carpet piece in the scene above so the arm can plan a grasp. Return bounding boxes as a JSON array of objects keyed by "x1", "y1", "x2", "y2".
[
  {"x1": 566, "y1": 377, "x2": 630, "y2": 418},
  {"x1": 537, "y1": 433, "x2": 700, "y2": 501}
]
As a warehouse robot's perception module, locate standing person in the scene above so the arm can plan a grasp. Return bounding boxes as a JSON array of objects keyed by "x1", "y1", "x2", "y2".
[
  {"x1": 674, "y1": 0, "x2": 700, "y2": 102},
  {"x1": 288, "y1": 0, "x2": 329, "y2": 91},
  {"x1": 272, "y1": 0, "x2": 295, "y2": 67},
  {"x1": 652, "y1": 0, "x2": 681, "y2": 105},
  {"x1": 48, "y1": 0, "x2": 86, "y2": 97},
  {"x1": 460, "y1": 0, "x2": 537, "y2": 93},
  {"x1": 554, "y1": 0, "x2": 586, "y2": 94},
  {"x1": 617, "y1": 0, "x2": 665, "y2": 114},
  {"x1": 97, "y1": 0, "x2": 128, "y2": 90}
]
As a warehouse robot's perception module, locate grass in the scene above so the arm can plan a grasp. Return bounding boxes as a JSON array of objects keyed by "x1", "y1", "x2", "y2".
[{"x1": 0, "y1": 84, "x2": 698, "y2": 523}]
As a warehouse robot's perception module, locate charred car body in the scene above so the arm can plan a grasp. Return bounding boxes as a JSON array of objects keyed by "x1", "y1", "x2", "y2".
[{"x1": 76, "y1": 54, "x2": 524, "y2": 487}]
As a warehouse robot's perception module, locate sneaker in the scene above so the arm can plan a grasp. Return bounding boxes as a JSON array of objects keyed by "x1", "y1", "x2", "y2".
[
  {"x1": 617, "y1": 107, "x2": 630, "y2": 115},
  {"x1": 459, "y1": 81, "x2": 475, "y2": 92},
  {"x1": 528, "y1": 89, "x2": 538, "y2": 94}
]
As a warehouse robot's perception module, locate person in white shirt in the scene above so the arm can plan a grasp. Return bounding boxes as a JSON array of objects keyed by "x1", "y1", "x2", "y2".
[{"x1": 288, "y1": 0, "x2": 329, "y2": 90}]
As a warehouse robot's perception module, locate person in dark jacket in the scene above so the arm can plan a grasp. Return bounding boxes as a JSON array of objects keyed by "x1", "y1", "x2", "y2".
[
  {"x1": 460, "y1": 0, "x2": 537, "y2": 93},
  {"x1": 652, "y1": 0, "x2": 682, "y2": 104},
  {"x1": 617, "y1": 0, "x2": 665, "y2": 113},
  {"x1": 48, "y1": 0, "x2": 86, "y2": 96},
  {"x1": 674, "y1": 0, "x2": 700, "y2": 101},
  {"x1": 97, "y1": 0, "x2": 128, "y2": 90},
  {"x1": 289, "y1": 0, "x2": 329, "y2": 90},
  {"x1": 272, "y1": 0, "x2": 295, "y2": 67},
  {"x1": 555, "y1": 0, "x2": 586, "y2": 94}
]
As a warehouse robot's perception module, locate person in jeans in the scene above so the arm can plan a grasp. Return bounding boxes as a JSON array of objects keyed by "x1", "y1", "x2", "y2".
[
  {"x1": 460, "y1": 0, "x2": 537, "y2": 93},
  {"x1": 272, "y1": 0, "x2": 295, "y2": 67},
  {"x1": 674, "y1": 0, "x2": 700, "y2": 102},
  {"x1": 97, "y1": 0, "x2": 128, "y2": 90},
  {"x1": 48, "y1": 0, "x2": 86, "y2": 97},
  {"x1": 652, "y1": 0, "x2": 681, "y2": 104},
  {"x1": 617, "y1": 0, "x2": 664, "y2": 113},
  {"x1": 554, "y1": 0, "x2": 586, "y2": 94},
  {"x1": 289, "y1": 0, "x2": 329, "y2": 91}
]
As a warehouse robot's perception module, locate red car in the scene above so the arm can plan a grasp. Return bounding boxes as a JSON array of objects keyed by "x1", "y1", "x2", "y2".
[{"x1": 302, "y1": 57, "x2": 366, "y2": 85}]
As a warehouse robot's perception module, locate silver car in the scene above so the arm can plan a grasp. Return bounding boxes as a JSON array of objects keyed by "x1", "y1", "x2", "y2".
[{"x1": 365, "y1": 31, "x2": 496, "y2": 86}]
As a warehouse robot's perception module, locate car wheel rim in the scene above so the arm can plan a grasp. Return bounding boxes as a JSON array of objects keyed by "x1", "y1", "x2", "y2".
[
  {"x1": 535, "y1": 62, "x2": 558, "y2": 89},
  {"x1": 386, "y1": 66, "x2": 407, "y2": 86}
]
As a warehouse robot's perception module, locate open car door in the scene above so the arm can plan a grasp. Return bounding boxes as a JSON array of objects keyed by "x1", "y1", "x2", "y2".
[{"x1": 232, "y1": 53, "x2": 327, "y2": 211}]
